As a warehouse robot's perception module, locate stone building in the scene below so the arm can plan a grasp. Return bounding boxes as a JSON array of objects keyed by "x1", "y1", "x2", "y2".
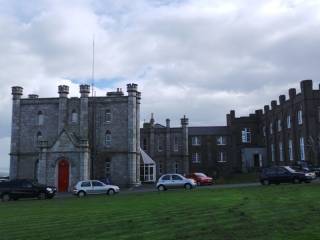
[
  {"x1": 140, "y1": 115, "x2": 189, "y2": 181},
  {"x1": 226, "y1": 110, "x2": 267, "y2": 172},
  {"x1": 188, "y1": 126, "x2": 233, "y2": 177},
  {"x1": 261, "y1": 79, "x2": 320, "y2": 166},
  {"x1": 10, "y1": 83, "x2": 141, "y2": 191}
]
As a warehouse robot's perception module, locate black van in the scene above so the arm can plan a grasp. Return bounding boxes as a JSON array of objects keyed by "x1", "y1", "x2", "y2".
[
  {"x1": 260, "y1": 166, "x2": 315, "y2": 185},
  {"x1": 0, "y1": 179, "x2": 56, "y2": 201}
]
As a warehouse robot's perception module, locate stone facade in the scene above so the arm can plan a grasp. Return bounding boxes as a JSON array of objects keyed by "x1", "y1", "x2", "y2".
[
  {"x1": 9, "y1": 84, "x2": 140, "y2": 190},
  {"x1": 10, "y1": 79, "x2": 320, "y2": 185},
  {"x1": 140, "y1": 115, "x2": 189, "y2": 179}
]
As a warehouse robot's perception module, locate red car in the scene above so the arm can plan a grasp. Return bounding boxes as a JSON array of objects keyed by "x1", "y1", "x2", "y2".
[{"x1": 187, "y1": 173, "x2": 213, "y2": 186}]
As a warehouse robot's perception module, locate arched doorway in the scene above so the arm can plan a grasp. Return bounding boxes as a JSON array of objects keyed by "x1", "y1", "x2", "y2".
[{"x1": 58, "y1": 160, "x2": 69, "y2": 192}]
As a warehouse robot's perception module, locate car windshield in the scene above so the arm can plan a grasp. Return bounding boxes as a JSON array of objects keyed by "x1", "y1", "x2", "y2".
[
  {"x1": 284, "y1": 166, "x2": 296, "y2": 173},
  {"x1": 195, "y1": 173, "x2": 207, "y2": 177}
]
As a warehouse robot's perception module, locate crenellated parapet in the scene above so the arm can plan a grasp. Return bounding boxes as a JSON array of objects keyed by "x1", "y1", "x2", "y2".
[
  {"x1": 58, "y1": 85, "x2": 69, "y2": 98},
  {"x1": 80, "y1": 84, "x2": 90, "y2": 98},
  {"x1": 12, "y1": 86, "x2": 23, "y2": 100}
]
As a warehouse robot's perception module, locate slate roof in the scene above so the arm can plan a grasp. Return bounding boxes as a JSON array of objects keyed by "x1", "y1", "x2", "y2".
[{"x1": 188, "y1": 126, "x2": 230, "y2": 136}]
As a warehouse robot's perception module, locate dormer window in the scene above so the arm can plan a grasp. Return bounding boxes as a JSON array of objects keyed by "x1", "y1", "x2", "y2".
[
  {"x1": 71, "y1": 110, "x2": 78, "y2": 123},
  {"x1": 105, "y1": 109, "x2": 111, "y2": 123},
  {"x1": 38, "y1": 111, "x2": 44, "y2": 126}
]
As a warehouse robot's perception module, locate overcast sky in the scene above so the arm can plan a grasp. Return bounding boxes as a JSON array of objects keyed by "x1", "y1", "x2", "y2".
[{"x1": 1, "y1": 0, "x2": 320, "y2": 172}]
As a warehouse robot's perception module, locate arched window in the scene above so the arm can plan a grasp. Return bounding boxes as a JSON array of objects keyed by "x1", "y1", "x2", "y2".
[
  {"x1": 34, "y1": 159, "x2": 39, "y2": 181},
  {"x1": 105, "y1": 158, "x2": 111, "y2": 178},
  {"x1": 105, "y1": 109, "x2": 111, "y2": 123},
  {"x1": 71, "y1": 110, "x2": 78, "y2": 123},
  {"x1": 38, "y1": 111, "x2": 44, "y2": 125},
  {"x1": 36, "y1": 131, "x2": 42, "y2": 143},
  {"x1": 105, "y1": 130, "x2": 111, "y2": 147}
]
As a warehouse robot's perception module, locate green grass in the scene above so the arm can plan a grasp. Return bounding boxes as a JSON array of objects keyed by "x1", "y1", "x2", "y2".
[{"x1": 1, "y1": 184, "x2": 320, "y2": 240}]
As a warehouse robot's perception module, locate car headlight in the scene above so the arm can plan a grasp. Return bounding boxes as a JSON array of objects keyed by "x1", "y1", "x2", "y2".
[{"x1": 46, "y1": 187, "x2": 53, "y2": 192}]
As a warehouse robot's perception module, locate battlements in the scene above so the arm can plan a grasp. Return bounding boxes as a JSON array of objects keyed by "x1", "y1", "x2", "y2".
[
  {"x1": 80, "y1": 84, "x2": 90, "y2": 98},
  {"x1": 127, "y1": 83, "x2": 138, "y2": 92},
  {"x1": 58, "y1": 85, "x2": 69, "y2": 98},
  {"x1": 12, "y1": 86, "x2": 23, "y2": 100},
  {"x1": 107, "y1": 88, "x2": 124, "y2": 97},
  {"x1": 181, "y1": 115, "x2": 189, "y2": 126},
  {"x1": 28, "y1": 94, "x2": 39, "y2": 99}
]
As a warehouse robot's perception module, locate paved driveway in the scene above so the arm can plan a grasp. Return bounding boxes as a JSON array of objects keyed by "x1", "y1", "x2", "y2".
[{"x1": 56, "y1": 182, "x2": 262, "y2": 199}]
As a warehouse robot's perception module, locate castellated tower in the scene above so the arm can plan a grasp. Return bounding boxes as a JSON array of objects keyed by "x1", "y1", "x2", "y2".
[{"x1": 9, "y1": 83, "x2": 141, "y2": 191}]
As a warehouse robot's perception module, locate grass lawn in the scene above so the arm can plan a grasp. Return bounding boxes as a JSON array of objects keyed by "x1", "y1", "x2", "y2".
[{"x1": 1, "y1": 184, "x2": 320, "y2": 240}]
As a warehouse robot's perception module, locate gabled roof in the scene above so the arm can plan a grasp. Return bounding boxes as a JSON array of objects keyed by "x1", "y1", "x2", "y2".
[{"x1": 49, "y1": 129, "x2": 80, "y2": 152}]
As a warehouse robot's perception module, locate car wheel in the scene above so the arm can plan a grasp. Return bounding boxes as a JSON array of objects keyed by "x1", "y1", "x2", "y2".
[
  {"x1": 184, "y1": 183, "x2": 192, "y2": 190},
  {"x1": 157, "y1": 185, "x2": 166, "y2": 191},
  {"x1": 293, "y1": 178, "x2": 300, "y2": 184},
  {"x1": 77, "y1": 191, "x2": 86, "y2": 197},
  {"x1": 261, "y1": 179, "x2": 269, "y2": 185},
  {"x1": 1, "y1": 194, "x2": 10, "y2": 202},
  {"x1": 107, "y1": 189, "x2": 115, "y2": 195},
  {"x1": 38, "y1": 192, "x2": 46, "y2": 200}
]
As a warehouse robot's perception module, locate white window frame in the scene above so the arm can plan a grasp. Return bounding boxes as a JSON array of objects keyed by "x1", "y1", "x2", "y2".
[
  {"x1": 241, "y1": 128, "x2": 251, "y2": 143},
  {"x1": 105, "y1": 109, "x2": 112, "y2": 123},
  {"x1": 271, "y1": 144, "x2": 275, "y2": 162},
  {"x1": 71, "y1": 110, "x2": 78, "y2": 123},
  {"x1": 217, "y1": 136, "x2": 227, "y2": 145},
  {"x1": 38, "y1": 111, "x2": 44, "y2": 126},
  {"x1": 157, "y1": 137, "x2": 163, "y2": 152},
  {"x1": 217, "y1": 151, "x2": 227, "y2": 163},
  {"x1": 173, "y1": 136, "x2": 179, "y2": 152},
  {"x1": 105, "y1": 160, "x2": 111, "y2": 178},
  {"x1": 287, "y1": 115, "x2": 291, "y2": 129},
  {"x1": 105, "y1": 131, "x2": 111, "y2": 147},
  {"x1": 192, "y1": 152, "x2": 201, "y2": 163},
  {"x1": 288, "y1": 139, "x2": 293, "y2": 161},
  {"x1": 263, "y1": 126, "x2": 266, "y2": 137},
  {"x1": 159, "y1": 162, "x2": 163, "y2": 175},
  {"x1": 279, "y1": 142, "x2": 284, "y2": 161},
  {"x1": 277, "y1": 119, "x2": 282, "y2": 132},
  {"x1": 270, "y1": 123, "x2": 273, "y2": 135},
  {"x1": 298, "y1": 110, "x2": 303, "y2": 125},
  {"x1": 192, "y1": 136, "x2": 201, "y2": 146},
  {"x1": 300, "y1": 137, "x2": 305, "y2": 161}
]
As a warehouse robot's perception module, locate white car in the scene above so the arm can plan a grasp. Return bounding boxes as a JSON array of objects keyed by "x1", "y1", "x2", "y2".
[
  {"x1": 156, "y1": 174, "x2": 197, "y2": 191},
  {"x1": 73, "y1": 180, "x2": 120, "y2": 197}
]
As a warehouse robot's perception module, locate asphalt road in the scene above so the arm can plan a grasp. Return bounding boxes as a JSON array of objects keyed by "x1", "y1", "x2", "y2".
[{"x1": 55, "y1": 182, "x2": 263, "y2": 199}]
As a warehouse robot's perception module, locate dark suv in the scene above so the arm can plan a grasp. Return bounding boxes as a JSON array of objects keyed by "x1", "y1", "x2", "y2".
[
  {"x1": 260, "y1": 166, "x2": 315, "y2": 185},
  {"x1": 0, "y1": 179, "x2": 56, "y2": 201}
]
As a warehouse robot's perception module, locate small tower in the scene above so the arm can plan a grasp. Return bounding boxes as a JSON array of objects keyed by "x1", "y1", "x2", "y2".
[
  {"x1": 58, "y1": 85, "x2": 69, "y2": 133},
  {"x1": 10, "y1": 86, "x2": 23, "y2": 179},
  {"x1": 58, "y1": 85, "x2": 69, "y2": 98},
  {"x1": 181, "y1": 115, "x2": 189, "y2": 174},
  {"x1": 126, "y1": 83, "x2": 140, "y2": 186},
  {"x1": 80, "y1": 84, "x2": 90, "y2": 98}
]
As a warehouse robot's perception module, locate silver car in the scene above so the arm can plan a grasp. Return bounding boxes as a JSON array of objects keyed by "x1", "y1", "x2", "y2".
[
  {"x1": 156, "y1": 174, "x2": 197, "y2": 191},
  {"x1": 73, "y1": 180, "x2": 120, "y2": 197}
]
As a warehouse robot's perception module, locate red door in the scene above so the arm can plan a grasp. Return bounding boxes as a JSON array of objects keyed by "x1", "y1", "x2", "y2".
[{"x1": 58, "y1": 160, "x2": 69, "y2": 192}]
